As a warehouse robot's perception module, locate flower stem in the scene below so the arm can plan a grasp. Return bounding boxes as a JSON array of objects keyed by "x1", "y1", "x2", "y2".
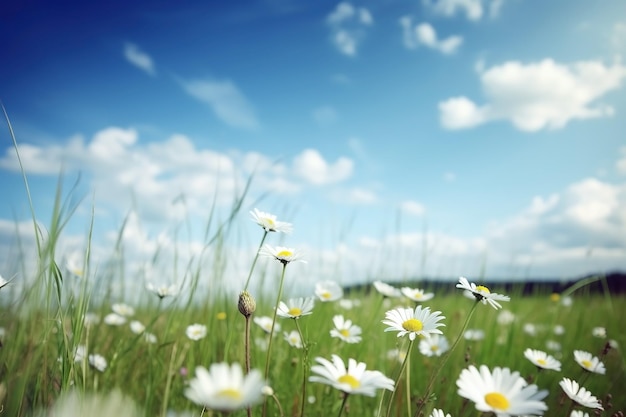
[
  {"x1": 295, "y1": 318, "x2": 309, "y2": 417},
  {"x1": 338, "y1": 392, "x2": 350, "y2": 417},
  {"x1": 385, "y1": 339, "x2": 414, "y2": 417},
  {"x1": 243, "y1": 231, "x2": 268, "y2": 291},
  {"x1": 244, "y1": 315, "x2": 252, "y2": 417}
]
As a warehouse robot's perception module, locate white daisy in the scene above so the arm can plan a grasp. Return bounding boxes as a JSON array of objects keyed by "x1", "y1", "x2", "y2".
[
  {"x1": 553, "y1": 325, "x2": 565, "y2": 335},
  {"x1": 146, "y1": 282, "x2": 179, "y2": 299},
  {"x1": 88, "y1": 354, "x2": 107, "y2": 372},
  {"x1": 186, "y1": 324, "x2": 207, "y2": 341},
  {"x1": 570, "y1": 411, "x2": 590, "y2": 417},
  {"x1": 456, "y1": 277, "x2": 510, "y2": 310},
  {"x1": 429, "y1": 409, "x2": 451, "y2": 417},
  {"x1": 373, "y1": 280, "x2": 402, "y2": 298},
  {"x1": 382, "y1": 305, "x2": 445, "y2": 341},
  {"x1": 419, "y1": 334, "x2": 449, "y2": 357},
  {"x1": 74, "y1": 344, "x2": 87, "y2": 362},
  {"x1": 496, "y1": 310, "x2": 515, "y2": 325},
  {"x1": 250, "y1": 208, "x2": 293, "y2": 234},
  {"x1": 401, "y1": 287, "x2": 434, "y2": 302},
  {"x1": 276, "y1": 297, "x2": 315, "y2": 319},
  {"x1": 546, "y1": 340, "x2": 561, "y2": 352},
  {"x1": 559, "y1": 378, "x2": 603, "y2": 409},
  {"x1": 329, "y1": 315, "x2": 362, "y2": 344},
  {"x1": 309, "y1": 355, "x2": 395, "y2": 397},
  {"x1": 253, "y1": 316, "x2": 281, "y2": 334},
  {"x1": 103, "y1": 313, "x2": 127, "y2": 326},
  {"x1": 591, "y1": 327, "x2": 606, "y2": 338},
  {"x1": 260, "y1": 245, "x2": 306, "y2": 265},
  {"x1": 185, "y1": 362, "x2": 266, "y2": 412},
  {"x1": 457, "y1": 365, "x2": 548, "y2": 417},
  {"x1": 523, "y1": 348, "x2": 561, "y2": 371},
  {"x1": 314, "y1": 280, "x2": 343, "y2": 302},
  {"x1": 144, "y1": 332, "x2": 157, "y2": 344},
  {"x1": 573, "y1": 350, "x2": 605, "y2": 374},
  {"x1": 111, "y1": 303, "x2": 135, "y2": 317},
  {"x1": 463, "y1": 329, "x2": 485, "y2": 341},
  {"x1": 129, "y1": 320, "x2": 145, "y2": 335},
  {"x1": 283, "y1": 330, "x2": 303, "y2": 349},
  {"x1": 523, "y1": 323, "x2": 537, "y2": 336}
]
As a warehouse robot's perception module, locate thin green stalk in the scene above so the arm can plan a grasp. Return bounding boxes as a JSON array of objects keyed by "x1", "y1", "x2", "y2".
[
  {"x1": 244, "y1": 231, "x2": 268, "y2": 291},
  {"x1": 386, "y1": 339, "x2": 415, "y2": 417},
  {"x1": 406, "y1": 353, "x2": 411, "y2": 417},
  {"x1": 244, "y1": 315, "x2": 252, "y2": 417},
  {"x1": 338, "y1": 392, "x2": 350, "y2": 417},
  {"x1": 294, "y1": 318, "x2": 309, "y2": 417}
]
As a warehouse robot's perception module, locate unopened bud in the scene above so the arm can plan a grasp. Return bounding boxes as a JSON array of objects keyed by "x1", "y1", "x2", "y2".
[{"x1": 238, "y1": 291, "x2": 256, "y2": 317}]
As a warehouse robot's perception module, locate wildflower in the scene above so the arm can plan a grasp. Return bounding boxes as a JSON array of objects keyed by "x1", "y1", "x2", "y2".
[
  {"x1": 260, "y1": 245, "x2": 305, "y2": 265},
  {"x1": 546, "y1": 340, "x2": 561, "y2": 352},
  {"x1": 373, "y1": 280, "x2": 402, "y2": 298},
  {"x1": 276, "y1": 297, "x2": 314, "y2": 319},
  {"x1": 523, "y1": 323, "x2": 537, "y2": 336},
  {"x1": 386, "y1": 348, "x2": 407, "y2": 363},
  {"x1": 559, "y1": 377, "x2": 603, "y2": 409},
  {"x1": 88, "y1": 354, "x2": 108, "y2": 372},
  {"x1": 457, "y1": 365, "x2": 548, "y2": 416},
  {"x1": 65, "y1": 256, "x2": 84, "y2": 279},
  {"x1": 104, "y1": 313, "x2": 127, "y2": 326},
  {"x1": 0, "y1": 274, "x2": 10, "y2": 290},
  {"x1": 553, "y1": 324, "x2": 565, "y2": 335},
  {"x1": 186, "y1": 324, "x2": 207, "y2": 341},
  {"x1": 130, "y1": 320, "x2": 145, "y2": 335},
  {"x1": 112, "y1": 303, "x2": 135, "y2": 317},
  {"x1": 185, "y1": 362, "x2": 266, "y2": 412},
  {"x1": 253, "y1": 316, "x2": 281, "y2": 334},
  {"x1": 283, "y1": 331, "x2": 303, "y2": 349},
  {"x1": 238, "y1": 291, "x2": 256, "y2": 317},
  {"x1": 591, "y1": 327, "x2": 606, "y2": 338},
  {"x1": 570, "y1": 411, "x2": 590, "y2": 417},
  {"x1": 401, "y1": 286, "x2": 434, "y2": 302},
  {"x1": 144, "y1": 332, "x2": 157, "y2": 344},
  {"x1": 382, "y1": 305, "x2": 445, "y2": 341},
  {"x1": 83, "y1": 312, "x2": 101, "y2": 327},
  {"x1": 496, "y1": 310, "x2": 515, "y2": 325},
  {"x1": 463, "y1": 329, "x2": 485, "y2": 341},
  {"x1": 419, "y1": 334, "x2": 449, "y2": 357},
  {"x1": 338, "y1": 299, "x2": 355, "y2": 309},
  {"x1": 146, "y1": 282, "x2": 178, "y2": 299},
  {"x1": 314, "y1": 280, "x2": 343, "y2": 302},
  {"x1": 250, "y1": 208, "x2": 293, "y2": 234},
  {"x1": 216, "y1": 312, "x2": 227, "y2": 320},
  {"x1": 456, "y1": 277, "x2": 510, "y2": 309},
  {"x1": 523, "y1": 348, "x2": 561, "y2": 371},
  {"x1": 74, "y1": 345, "x2": 88, "y2": 362},
  {"x1": 430, "y1": 409, "x2": 452, "y2": 417},
  {"x1": 261, "y1": 385, "x2": 274, "y2": 396},
  {"x1": 309, "y1": 354, "x2": 394, "y2": 397},
  {"x1": 329, "y1": 315, "x2": 362, "y2": 344},
  {"x1": 44, "y1": 389, "x2": 142, "y2": 417},
  {"x1": 561, "y1": 296, "x2": 573, "y2": 306},
  {"x1": 573, "y1": 350, "x2": 605, "y2": 374}
]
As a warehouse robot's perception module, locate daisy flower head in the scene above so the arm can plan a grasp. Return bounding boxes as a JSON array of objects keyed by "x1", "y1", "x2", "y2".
[
  {"x1": 573, "y1": 350, "x2": 606, "y2": 374},
  {"x1": 464, "y1": 329, "x2": 485, "y2": 341},
  {"x1": 570, "y1": 411, "x2": 590, "y2": 417},
  {"x1": 373, "y1": 280, "x2": 402, "y2": 298},
  {"x1": 129, "y1": 320, "x2": 145, "y2": 335},
  {"x1": 401, "y1": 287, "x2": 434, "y2": 302},
  {"x1": 276, "y1": 297, "x2": 314, "y2": 319},
  {"x1": 186, "y1": 324, "x2": 207, "y2": 341},
  {"x1": 382, "y1": 305, "x2": 445, "y2": 341},
  {"x1": 559, "y1": 377, "x2": 603, "y2": 409},
  {"x1": 523, "y1": 348, "x2": 561, "y2": 371},
  {"x1": 88, "y1": 354, "x2": 107, "y2": 372},
  {"x1": 591, "y1": 326, "x2": 606, "y2": 338},
  {"x1": 457, "y1": 365, "x2": 548, "y2": 417},
  {"x1": 146, "y1": 282, "x2": 179, "y2": 299},
  {"x1": 329, "y1": 315, "x2": 362, "y2": 344},
  {"x1": 497, "y1": 310, "x2": 515, "y2": 325},
  {"x1": 456, "y1": 277, "x2": 510, "y2": 310},
  {"x1": 0, "y1": 274, "x2": 10, "y2": 289},
  {"x1": 254, "y1": 316, "x2": 281, "y2": 334},
  {"x1": 260, "y1": 245, "x2": 306, "y2": 265},
  {"x1": 104, "y1": 313, "x2": 126, "y2": 326},
  {"x1": 419, "y1": 334, "x2": 449, "y2": 357},
  {"x1": 309, "y1": 354, "x2": 394, "y2": 397},
  {"x1": 283, "y1": 330, "x2": 303, "y2": 349},
  {"x1": 185, "y1": 362, "x2": 266, "y2": 412},
  {"x1": 111, "y1": 303, "x2": 135, "y2": 317},
  {"x1": 429, "y1": 409, "x2": 452, "y2": 417},
  {"x1": 315, "y1": 280, "x2": 343, "y2": 302},
  {"x1": 250, "y1": 208, "x2": 293, "y2": 234}
]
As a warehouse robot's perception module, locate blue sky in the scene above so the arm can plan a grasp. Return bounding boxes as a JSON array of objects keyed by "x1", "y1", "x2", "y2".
[{"x1": 1, "y1": 0, "x2": 626, "y2": 294}]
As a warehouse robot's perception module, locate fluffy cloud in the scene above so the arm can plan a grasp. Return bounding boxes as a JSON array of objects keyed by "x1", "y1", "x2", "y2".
[
  {"x1": 293, "y1": 149, "x2": 353, "y2": 185},
  {"x1": 123, "y1": 43, "x2": 156, "y2": 76},
  {"x1": 424, "y1": 0, "x2": 504, "y2": 21},
  {"x1": 400, "y1": 200, "x2": 426, "y2": 216},
  {"x1": 439, "y1": 58, "x2": 626, "y2": 131},
  {"x1": 400, "y1": 18, "x2": 463, "y2": 55},
  {"x1": 326, "y1": 2, "x2": 373, "y2": 56},
  {"x1": 180, "y1": 78, "x2": 259, "y2": 130}
]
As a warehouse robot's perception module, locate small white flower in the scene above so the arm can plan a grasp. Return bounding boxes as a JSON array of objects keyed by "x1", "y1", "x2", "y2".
[
  {"x1": 386, "y1": 348, "x2": 407, "y2": 363},
  {"x1": 546, "y1": 340, "x2": 561, "y2": 352},
  {"x1": 523, "y1": 323, "x2": 537, "y2": 336},
  {"x1": 591, "y1": 327, "x2": 606, "y2": 338},
  {"x1": 130, "y1": 320, "x2": 145, "y2": 334},
  {"x1": 88, "y1": 354, "x2": 107, "y2": 372},
  {"x1": 456, "y1": 277, "x2": 510, "y2": 310},
  {"x1": 429, "y1": 409, "x2": 452, "y2": 417},
  {"x1": 373, "y1": 280, "x2": 402, "y2": 298},
  {"x1": 463, "y1": 329, "x2": 485, "y2": 341},
  {"x1": 283, "y1": 331, "x2": 303, "y2": 349},
  {"x1": 74, "y1": 345, "x2": 87, "y2": 362},
  {"x1": 104, "y1": 313, "x2": 127, "y2": 326},
  {"x1": 250, "y1": 208, "x2": 293, "y2": 233},
  {"x1": 570, "y1": 411, "x2": 590, "y2": 417},
  {"x1": 419, "y1": 334, "x2": 449, "y2": 357},
  {"x1": 276, "y1": 297, "x2": 314, "y2": 319},
  {"x1": 559, "y1": 377, "x2": 603, "y2": 409},
  {"x1": 496, "y1": 310, "x2": 515, "y2": 325},
  {"x1": 146, "y1": 282, "x2": 179, "y2": 299},
  {"x1": 573, "y1": 350, "x2": 605, "y2": 374},
  {"x1": 261, "y1": 386, "x2": 274, "y2": 396},
  {"x1": 253, "y1": 316, "x2": 281, "y2": 334},
  {"x1": 382, "y1": 305, "x2": 446, "y2": 341},
  {"x1": 186, "y1": 324, "x2": 207, "y2": 341},
  {"x1": 260, "y1": 245, "x2": 305, "y2": 265},
  {"x1": 314, "y1": 280, "x2": 343, "y2": 302},
  {"x1": 338, "y1": 299, "x2": 355, "y2": 309},
  {"x1": 401, "y1": 287, "x2": 434, "y2": 302},
  {"x1": 112, "y1": 303, "x2": 135, "y2": 317},
  {"x1": 523, "y1": 348, "x2": 561, "y2": 371},
  {"x1": 144, "y1": 332, "x2": 158, "y2": 344},
  {"x1": 553, "y1": 325, "x2": 565, "y2": 335},
  {"x1": 83, "y1": 312, "x2": 101, "y2": 327},
  {"x1": 329, "y1": 315, "x2": 362, "y2": 344}
]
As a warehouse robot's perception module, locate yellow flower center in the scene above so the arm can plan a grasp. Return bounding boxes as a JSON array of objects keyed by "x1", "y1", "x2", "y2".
[
  {"x1": 402, "y1": 318, "x2": 423, "y2": 332},
  {"x1": 322, "y1": 291, "x2": 332, "y2": 299},
  {"x1": 430, "y1": 345, "x2": 439, "y2": 352},
  {"x1": 475, "y1": 285, "x2": 490, "y2": 294},
  {"x1": 216, "y1": 312, "x2": 227, "y2": 320},
  {"x1": 288, "y1": 307, "x2": 302, "y2": 316},
  {"x1": 484, "y1": 392, "x2": 509, "y2": 410},
  {"x1": 550, "y1": 293, "x2": 560, "y2": 302},
  {"x1": 340, "y1": 329, "x2": 350, "y2": 337},
  {"x1": 536, "y1": 358, "x2": 546, "y2": 365},
  {"x1": 217, "y1": 388, "x2": 242, "y2": 400},
  {"x1": 582, "y1": 359, "x2": 592, "y2": 369},
  {"x1": 267, "y1": 218, "x2": 275, "y2": 227},
  {"x1": 277, "y1": 250, "x2": 292, "y2": 258},
  {"x1": 338, "y1": 374, "x2": 360, "y2": 388}
]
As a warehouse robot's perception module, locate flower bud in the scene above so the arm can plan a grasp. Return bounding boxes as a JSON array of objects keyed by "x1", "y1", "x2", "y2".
[{"x1": 238, "y1": 290, "x2": 256, "y2": 317}]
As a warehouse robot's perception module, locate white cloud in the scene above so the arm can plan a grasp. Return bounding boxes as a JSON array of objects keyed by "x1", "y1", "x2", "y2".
[
  {"x1": 180, "y1": 78, "x2": 259, "y2": 130},
  {"x1": 424, "y1": 0, "x2": 503, "y2": 21},
  {"x1": 400, "y1": 201, "x2": 426, "y2": 216},
  {"x1": 293, "y1": 149, "x2": 353, "y2": 185},
  {"x1": 312, "y1": 106, "x2": 338, "y2": 125},
  {"x1": 612, "y1": 22, "x2": 626, "y2": 52},
  {"x1": 400, "y1": 18, "x2": 463, "y2": 55},
  {"x1": 439, "y1": 58, "x2": 626, "y2": 131},
  {"x1": 344, "y1": 187, "x2": 377, "y2": 204},
  {"x1": 123, "y1": 43, "x2": 156, "y2": 76},
  {"x1": 326, "y1": 2, "x2": 373, "y2": 57},
  {"x1": 617, "y1": 146, "x2": 626, "y2": 175}
]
